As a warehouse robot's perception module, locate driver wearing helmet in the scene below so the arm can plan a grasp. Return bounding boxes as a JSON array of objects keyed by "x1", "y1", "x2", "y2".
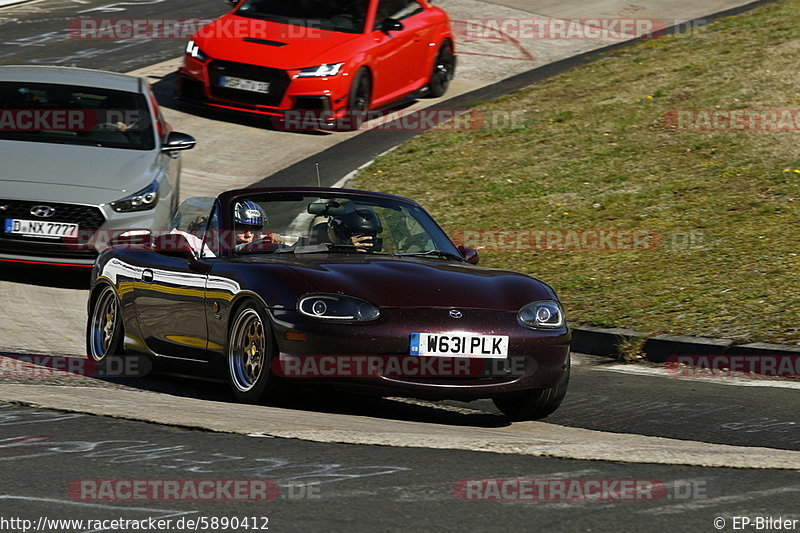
[
  {"x1": 234, "y1": 200, "x2": 284, "y2": 250},
  {"x1": 327, "y1": 204, "x2": 382, "y2": 253}
]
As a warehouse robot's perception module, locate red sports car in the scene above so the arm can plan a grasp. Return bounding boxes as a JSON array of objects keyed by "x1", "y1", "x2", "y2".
[{"x1": 176, "y1": 0, "x2": 456, "y2": 126}]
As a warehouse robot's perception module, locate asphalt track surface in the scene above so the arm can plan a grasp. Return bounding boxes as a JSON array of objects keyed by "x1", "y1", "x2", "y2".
[{"x1": 0, "y1": 0, "x2": 798, "y2": 531}]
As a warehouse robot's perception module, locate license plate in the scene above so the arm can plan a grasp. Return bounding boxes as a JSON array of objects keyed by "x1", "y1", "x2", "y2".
[
  {"x1": 410, "y1": 333, "x2": 509, "y2": 359},
  {"x1": 4, "y1": 219, "x2": 79, "y2": 238},
  {"x1": 219, "y1": 75, "x2": 270, "y2": 94}
]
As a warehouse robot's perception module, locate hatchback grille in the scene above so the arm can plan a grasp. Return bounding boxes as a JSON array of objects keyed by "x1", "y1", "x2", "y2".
[
  {"x1": 0, "y1": 199, "x2": 105, "y2": 229},
  {"x1": 208, "y1": 60, "x2": 290, "y2": 107},
  {"x1": 0, "y1": 199, "x2": 104, "y2": 256}
]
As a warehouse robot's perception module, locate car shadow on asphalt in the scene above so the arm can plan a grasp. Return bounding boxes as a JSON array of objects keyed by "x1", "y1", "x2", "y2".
[
  {"x1": 0, "y1": 263, "x2": 91, "y2": 289},
  {"x1": 0, "y1": 351, "x2": 511, "y2": 428},
  {"x1": 149, "y1": 73, "x2": 331, "y2": 135},
  {"x1": 148, "y1": 72, "x2": 420, "y2": 136}
]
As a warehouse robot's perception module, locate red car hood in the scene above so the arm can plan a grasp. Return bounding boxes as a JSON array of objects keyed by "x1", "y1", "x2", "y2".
[
  {"x1": 283, "y1": 256, "x2": 556, "y2": 311},
  {"x1": 196, "y1": 15, "x2": 362, "y2": 70}
]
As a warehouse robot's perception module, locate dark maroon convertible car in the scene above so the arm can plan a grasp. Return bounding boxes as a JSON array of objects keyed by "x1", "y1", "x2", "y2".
[{"x1": 87, "y1": 188, "x2": 571, "y2": 420}]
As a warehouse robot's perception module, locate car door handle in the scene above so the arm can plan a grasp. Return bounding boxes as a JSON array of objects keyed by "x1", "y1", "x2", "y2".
[{"x1": 141, "y1": 269, "x2": 154, "y2": 283}]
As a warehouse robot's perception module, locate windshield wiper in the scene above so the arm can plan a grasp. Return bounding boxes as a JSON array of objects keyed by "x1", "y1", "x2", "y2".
[{"x1": 392, "y1": 250, "x2": 464, "y2": 261}]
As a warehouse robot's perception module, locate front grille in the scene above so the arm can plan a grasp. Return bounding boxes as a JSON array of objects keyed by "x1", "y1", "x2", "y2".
[
  {"x1": 208, "y1": 60, "x2": 290, "y2": 107},
  {"x1": 0, "y1": 199, "x2": 105, "y2": 256}
]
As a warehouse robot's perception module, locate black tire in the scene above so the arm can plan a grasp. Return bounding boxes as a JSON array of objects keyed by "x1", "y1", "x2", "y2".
[
  {"x1": 338, "y1": 68, "x2": 372, "y2": 131},
  {"x1": 86, "y1": 285, "x2": 124, "y2": 361},
  {"x1": 227, "y1": 300, "x2": 283, "y2": 403},
  {"x1": 492, "y1": 357, "x2": 571, "y2": 421},
  {"x1": 425, "y1": 42, "x2": 455, "y2": 98}
]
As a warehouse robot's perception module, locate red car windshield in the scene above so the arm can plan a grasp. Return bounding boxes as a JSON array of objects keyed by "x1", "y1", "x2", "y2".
[{"x1": 235, "y1": 0, "x2": 370, "y2": 34}]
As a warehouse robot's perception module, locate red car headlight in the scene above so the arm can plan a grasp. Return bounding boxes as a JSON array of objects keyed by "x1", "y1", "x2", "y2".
[{"x1": 294, "y1": 63, "x2": 345, "y2": 78}]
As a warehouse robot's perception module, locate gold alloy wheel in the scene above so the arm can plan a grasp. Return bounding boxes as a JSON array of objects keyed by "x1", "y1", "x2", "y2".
[
  {"x1": 89, "y1": 286, "x2": 119, "y2": 361},
  {"x1": 229, "y1": 307, "x2": 267, "y2": 392}
]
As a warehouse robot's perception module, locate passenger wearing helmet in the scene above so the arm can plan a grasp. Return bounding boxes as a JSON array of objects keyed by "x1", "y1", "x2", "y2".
[
  {"x1": 234, "y1": 200, "x2": 284, "y2": 249},
  {"x1": 327, "y1": 204, "x2": 382, "y2": 253}
]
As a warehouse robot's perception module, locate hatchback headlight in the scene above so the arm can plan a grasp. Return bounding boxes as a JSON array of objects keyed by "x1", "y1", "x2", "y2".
[
  {"x1": 295, "y1": 63, "x2": 345, "y2": 78},
  {"x1": 518, "y1": 300, "x2": 565, "y2": 329},
  {"x1": 298, "y1": 293, "x2": 380, "y2": 322},
  {"x1": 110, "y1": 180, "x2": 159, "y2": 213}
]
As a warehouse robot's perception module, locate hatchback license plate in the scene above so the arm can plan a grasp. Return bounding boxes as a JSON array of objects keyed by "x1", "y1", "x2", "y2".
[
  {"x1": 219, "y1": 76, "x2": 270, "y2": 94},
  {"x1": 4, "y1": 219, "x2": 79, "y2": 238},
  {"x1": 410, "y1": 333, "x2": 509, "y2": 359}
]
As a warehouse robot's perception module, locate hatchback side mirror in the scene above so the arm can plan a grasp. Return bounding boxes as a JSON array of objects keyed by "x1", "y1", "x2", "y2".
[
  {"x1": 381, "y1": 18, "x2": 404, "y2": 33},
  {"x1": 161, "y1": 131, "x2": 196, "y2": 153},
  {"x1": 458, "y1": 245, "x2": 479, "y2": 265}
]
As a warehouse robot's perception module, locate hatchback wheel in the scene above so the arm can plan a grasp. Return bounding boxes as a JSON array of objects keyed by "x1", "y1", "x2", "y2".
[
  {"x1": 338, "y1": 68, "x2": 372, "y2": 131},
  {"x1": 426, "y1": 42, "x2": 455, "y2": 98}
]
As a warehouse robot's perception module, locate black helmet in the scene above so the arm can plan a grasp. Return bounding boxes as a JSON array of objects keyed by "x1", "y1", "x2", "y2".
[{"x1": 329, "y1": 204, "x2": 382, "y2": 242}]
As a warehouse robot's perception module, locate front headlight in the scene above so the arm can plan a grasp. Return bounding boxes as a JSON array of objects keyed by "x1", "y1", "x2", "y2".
[
  {"x1": 518, "y1": 300, "x2": 565, "y2": 329},
  {"x1": 110, "y1": 180, "x2": 160, "y2": 213},
  {"x1": 186, "y1": 40, "x2": 208, "y2": 61},
  {"x1": 295, "y1": 63, "x2": 345, "y2": 78},
  {"x1": 298, "y1": 293, "x2": 380, "y2": 322}
]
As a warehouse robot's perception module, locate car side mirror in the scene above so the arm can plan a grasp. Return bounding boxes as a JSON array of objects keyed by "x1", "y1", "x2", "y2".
[
  {"x1": 225, "y1": 0, "x2": 241, "y2": 6},
  {"x1": 381, "y1": 18, "x2": 404, "y2": 33},
  {"x1": 457, "y1": 245, "x2": 479, "y2": 265},
  {"x1": 153, "y1": 233, "x2": 197, "y2": 261},
  {"x1": 161, "y1": 131, "x2": 196, "y2": 153}
]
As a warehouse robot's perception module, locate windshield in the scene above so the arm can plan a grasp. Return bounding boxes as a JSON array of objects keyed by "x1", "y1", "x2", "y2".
[
  {"x1": 0, "y1": 82, "x2": 155, "y2": 150},
  {"x1": 235, "y1": 0, "x2": 370, "y2": 34},
  {"x1": 221, "y1": 192, "x2": 462, "y2": 259}
]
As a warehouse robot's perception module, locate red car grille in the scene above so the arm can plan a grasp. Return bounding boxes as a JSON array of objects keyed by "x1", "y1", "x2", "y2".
[{"x1": 208, "y1": 60, "x2": 290, "y2": 107}]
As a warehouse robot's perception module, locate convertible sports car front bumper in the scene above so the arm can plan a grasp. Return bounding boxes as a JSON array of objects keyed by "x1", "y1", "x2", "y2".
[{"x1": 267, "y1": 307, "x2": 571, "y2": 401}]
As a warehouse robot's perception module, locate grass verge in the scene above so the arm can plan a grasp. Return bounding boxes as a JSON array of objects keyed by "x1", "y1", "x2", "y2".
[{"x1": 354, "y1": 1, "x2": 800, "y2": 344}]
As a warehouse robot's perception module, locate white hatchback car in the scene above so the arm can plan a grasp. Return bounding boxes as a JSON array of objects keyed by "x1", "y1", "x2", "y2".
[{"x1": 0, "y1": 66, "x2": 196, "y2": 267}]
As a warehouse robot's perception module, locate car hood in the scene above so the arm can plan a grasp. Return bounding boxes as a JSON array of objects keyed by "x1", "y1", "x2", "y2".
[
  {"x1": 0, "y1": 140, "x2": 160, "y2": 204},
  {"x1": 197, "y1": 15, "x2": 363, "y2": 70},
  {"x1": 273, "y1": 255, "x2": 557, "y2": 311}
]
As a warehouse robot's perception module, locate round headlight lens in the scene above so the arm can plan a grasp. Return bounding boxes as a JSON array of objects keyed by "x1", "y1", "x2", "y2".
[
  {"x1": 298, "y1": 294, "x2": 380, "y2": 322},
  {"x1": 518, "y1": 300, "x2": 565, "y2": 329},
  {"x1": 311, "y1": 300, "x2": 327, "y2": 316}
]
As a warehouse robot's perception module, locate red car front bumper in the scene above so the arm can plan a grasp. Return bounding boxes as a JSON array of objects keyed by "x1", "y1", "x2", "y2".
[{"x1": 177, "y1": 55, "x2": 353, "y2": 122}]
